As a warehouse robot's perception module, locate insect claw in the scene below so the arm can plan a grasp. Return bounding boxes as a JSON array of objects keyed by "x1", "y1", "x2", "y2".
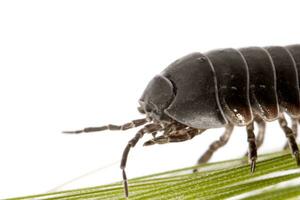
[
  {"x1": 250, "y1": 159, "x2": 256, "y2": 173},
  {"x1": 294, "y1": 151, "x2": 300, "y2": 166}
]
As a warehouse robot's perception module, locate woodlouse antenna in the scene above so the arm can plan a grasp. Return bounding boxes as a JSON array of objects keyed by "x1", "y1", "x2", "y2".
[
  {"x1": 120, "y1": 123, "x2": 162, "y2": 197},
  {"x1": 62, "y1": 118, "x2": 148, "y2": 134}
]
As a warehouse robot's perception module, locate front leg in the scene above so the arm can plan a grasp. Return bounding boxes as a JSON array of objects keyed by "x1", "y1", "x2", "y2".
[{"x1": 143, "y1": 128, "x2": 205, "y2": 146}]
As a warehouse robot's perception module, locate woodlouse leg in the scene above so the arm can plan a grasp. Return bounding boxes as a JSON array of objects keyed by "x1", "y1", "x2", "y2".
[
  {"x1": 244, "y1": 118, "x2": 266, "y2": 156},
  {"x1": 143, "y1": 128, "x2": 205, "y2": 146},
  {"x1": 278, "y1": 115, "x2": 300, "y2": 166},
  {"x1": 255, "y1": 118, "x2": 266, "y2": 149},
  {"x1": 62, "y1": 118, "x2": 148, "y2": 134},
  {"x1": 120, "y1": 123, "x2": 162, "y2": 198},
  {"x1": 155, "y1": 123, "x2": 187, "y2": 137},
  {"x1": 284, "y1": 117, "x2": 298, "y2": 149},
  {"x1": 246, "y1": 122, "x2": 257, "y2": 173},
  {"x1": 292, "y1": 118, "x2": 298, "y2": 138},
  {"x1": 194, "y1": 124, "x2": 234, "y2": 169}
]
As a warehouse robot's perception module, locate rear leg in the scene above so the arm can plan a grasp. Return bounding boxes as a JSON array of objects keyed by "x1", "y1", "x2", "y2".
[
  {"x1": 278, "y1": 114, "x2": 300, "y2": 166},
  {"x1": 63, "y1": 118, "x2": 148, "y2": 134},
  {"x1": 284, "y1": 117, "x2": 298, "y2": 149},
  {"x1": 194, "y1": 124, "x2": 234, "y2": 170}
]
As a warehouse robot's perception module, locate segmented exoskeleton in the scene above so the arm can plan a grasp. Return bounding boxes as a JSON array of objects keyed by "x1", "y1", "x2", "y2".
[{"x1": 64, "y1": 45, "x2": 300, "y2": 197}]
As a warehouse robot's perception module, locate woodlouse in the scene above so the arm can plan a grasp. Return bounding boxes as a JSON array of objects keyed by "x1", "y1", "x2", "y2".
[{"x1": 64, "y1": 45, "x2": 300, "y2": 197}]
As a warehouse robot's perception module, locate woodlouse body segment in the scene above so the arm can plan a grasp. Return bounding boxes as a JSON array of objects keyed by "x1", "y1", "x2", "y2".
[
  {"x1": 287, "y1": 45, "x2": 300, "y2": 89},
  {"x1": 205, "y1": 48, "x2": 253, "y2": 126},
  {"x1": 265, "y1": 46, "x2": 300, "y2": 118},
  {"x1": 239, "y1": 47, "x2": 279, "y2": 121},
  {"x1": 64, "y1": 44, "x2": 300, "y2": 198},
  {"x1": 162, "y1": 52, "x2": 227, "y2": 129}
]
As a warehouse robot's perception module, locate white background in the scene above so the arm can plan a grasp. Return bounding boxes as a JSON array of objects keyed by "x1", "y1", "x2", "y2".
[{"x1": 1, "y1": 0, "x2": 300, "y2": 198}]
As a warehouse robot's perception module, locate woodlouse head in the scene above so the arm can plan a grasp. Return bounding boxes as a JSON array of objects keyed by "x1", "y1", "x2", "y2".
[{"x1": 139, "y1": 75, "x2": 175, "y2": 123}]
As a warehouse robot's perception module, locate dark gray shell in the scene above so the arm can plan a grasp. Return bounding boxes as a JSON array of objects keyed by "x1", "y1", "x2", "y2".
[
  {"x1": 162, "y1": 53, "x2": 227, "y2": 129},
  {"x1": 140, "y1": 44, "x2": 300, "y2": 129}
]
